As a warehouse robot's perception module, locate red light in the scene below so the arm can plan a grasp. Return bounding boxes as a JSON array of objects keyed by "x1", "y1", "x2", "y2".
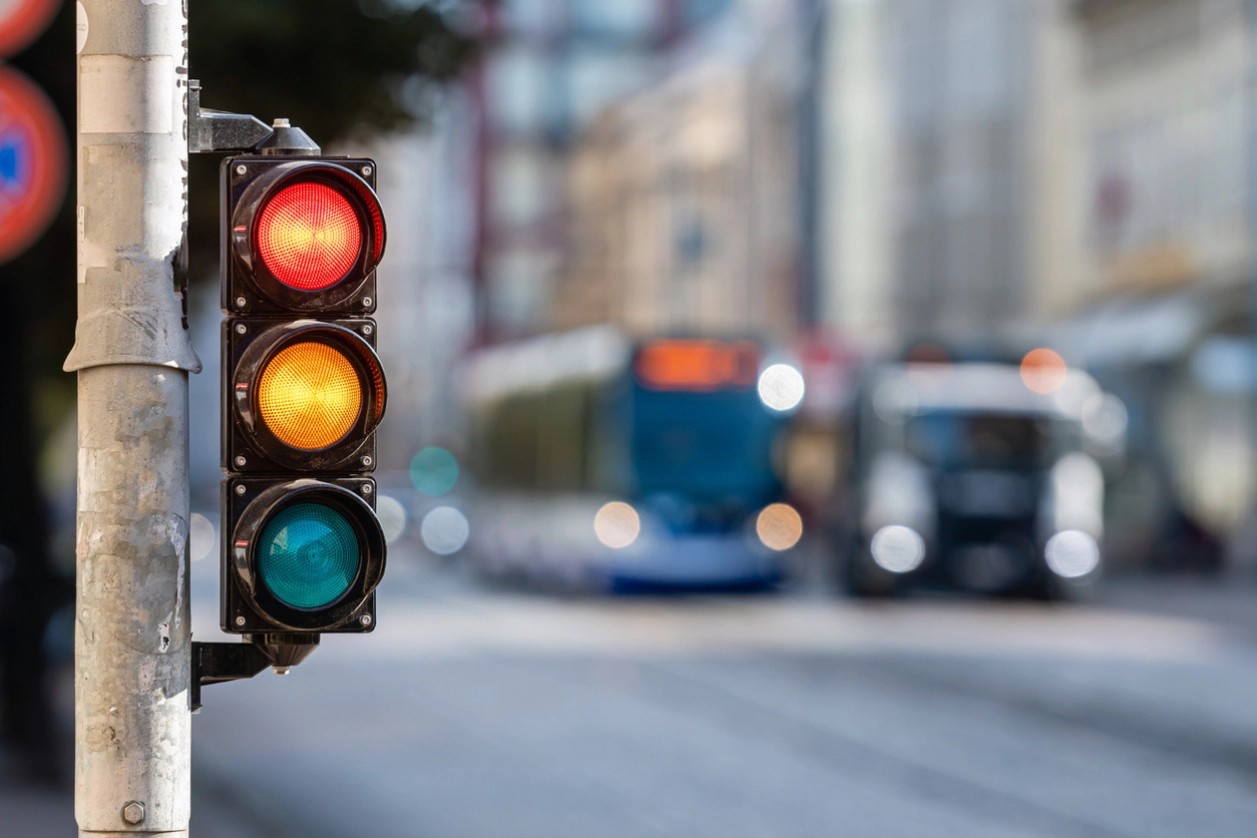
[{"x1": 256, "y1": 182, "x2": 362, "y2": 291}]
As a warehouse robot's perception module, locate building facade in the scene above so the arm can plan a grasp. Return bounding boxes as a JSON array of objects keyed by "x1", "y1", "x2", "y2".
[
  {"x1": 815, "y1": 0, "x2": 1079, "y2": 352},
  {"x1": 556, "y1": 0, "x2": 808, "y2": 341},
  {"x1": 1068, "y1": 0, "x2": 1256, "y2": 561},
  {"x1": 467, "y1": 0, "x2": 736, "y2": 343}
]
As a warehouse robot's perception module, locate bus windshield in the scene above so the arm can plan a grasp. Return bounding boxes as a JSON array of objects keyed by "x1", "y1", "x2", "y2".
[{"x1": 629, "y1": 387, "x2": 780, "y2": 504}]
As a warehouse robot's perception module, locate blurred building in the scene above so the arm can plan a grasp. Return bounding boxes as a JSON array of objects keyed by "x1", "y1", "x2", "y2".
[
  {"x1": 556, "y1": 0, "x2": 808, "y2": 340},
  {"x1": 361, "y1": 123, "x2": 477, "y2": 481},
  {"x1": 815, "y1": 0, "x2": 1079, "y2": 351},
  {"x1": 810, "y1": 0, "x2": 1252, "y2": 569},
  {"x1": 467, "y1": 0, "x2": 736, "y2": 342},
  {"x1": 440, "y1": 0, "x2": 1257, "y2": 568},
  {"x1": 1063, "y1": 0, "x2": 1254, "y2": 566}
]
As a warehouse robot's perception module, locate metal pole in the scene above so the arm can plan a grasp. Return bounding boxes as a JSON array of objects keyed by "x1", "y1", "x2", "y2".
[{"x1": 66, "y1": 1, "x2": 199, "y2": 835}]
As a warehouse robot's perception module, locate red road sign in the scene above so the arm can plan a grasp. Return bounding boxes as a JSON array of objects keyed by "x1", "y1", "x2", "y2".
[
  {"x1": 0, "y1": 65, "x2": 67, "y2": 263},
  {"x1": 0, "y1": 0, "x2": 60, "y2": 56}
]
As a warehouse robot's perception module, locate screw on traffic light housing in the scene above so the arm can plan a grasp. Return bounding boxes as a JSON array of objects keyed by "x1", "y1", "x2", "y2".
[{"x1": 219, "y1": 147, "x2": 389, "y2": 642}]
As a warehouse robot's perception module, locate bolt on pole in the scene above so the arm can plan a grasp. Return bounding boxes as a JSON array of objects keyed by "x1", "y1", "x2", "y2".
[{"x1": 66, "y1": 2, "x2": 200, "y2": 836}]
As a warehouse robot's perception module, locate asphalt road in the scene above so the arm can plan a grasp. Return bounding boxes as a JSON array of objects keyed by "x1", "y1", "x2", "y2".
[{"x1": 188, "y1": 543, "x2": 1257, "y2": 837}]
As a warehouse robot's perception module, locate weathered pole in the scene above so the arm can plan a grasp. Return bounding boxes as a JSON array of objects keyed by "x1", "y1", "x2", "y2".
[{"x1": 66, "y1": 1, "x2": 198, "y2": 836}]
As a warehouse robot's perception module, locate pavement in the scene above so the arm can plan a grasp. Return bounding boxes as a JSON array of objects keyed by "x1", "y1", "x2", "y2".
[
  {"x1": 0, "y1": 662, "x2": 74, "y2": 838},
  {"x1": 0, "y1": 766, "x2": 74, "y2": 837},
  {"x1": 0, "y1": 725, "x2": 281, "y2": 837},
  {"x1": 0, "y1": 647, "x2": 270, "y2": 836},
  {"x1": 2, "y1": 567, "x2": 1257, "y2": 834}
]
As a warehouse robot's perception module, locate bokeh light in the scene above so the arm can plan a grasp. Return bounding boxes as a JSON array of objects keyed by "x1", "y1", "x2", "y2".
[
  {"x1": 375, "y1": 494, "x2": 407, "y2": 545},
  {"x1": 757, "y1": 363, "x2": 806, "y2": 411},
  {"x1": 593, "y1": 502, "x2": 640, "y2": 549},
  {"x1": 410, "y1": 446, "x2": 460, "y2": 496},
  {"x1": 1045, "y1": 530, "x2": 1101, "y2": 579},
  {"x1": 420, "y1": 506, "x2": 470, "y2": 555},
  {"x1": 1019, "y1": 348, "x2": 1068, "y2": 395},
  {"x1": 189, "y1": 513, "x2": 216, "y2": 562},
  {"x1": 1050, "y1": 453, "x2": 1105, "y2": 536},
  {"x1": 756, "y1": 503, "x2": 804, "y2": 551},
  {"x1": 1082, "y1": 392, "x2": 1128, "y2": 451},
  {"x1": 870, "y1": 525, "x2": 926, "y2": 574}
]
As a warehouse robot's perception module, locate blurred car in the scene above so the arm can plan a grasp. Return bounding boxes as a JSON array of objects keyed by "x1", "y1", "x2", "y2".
[{"x1": 839, "y1": 359, "x2": 1113, "y2": 599}]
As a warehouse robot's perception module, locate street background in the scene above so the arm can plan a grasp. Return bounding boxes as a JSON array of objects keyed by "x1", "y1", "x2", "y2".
[
  {"x1": 9, "y1": 0, "x2": 1257, "y2": 835},
  {"x1": 12, "y1": 548, "x2": 1257, "y2": 836}
]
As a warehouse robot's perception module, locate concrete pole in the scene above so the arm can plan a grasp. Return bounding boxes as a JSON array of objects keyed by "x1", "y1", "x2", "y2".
[{"x1": 66, "y1": 1, "x2": 199, "y2": 836}]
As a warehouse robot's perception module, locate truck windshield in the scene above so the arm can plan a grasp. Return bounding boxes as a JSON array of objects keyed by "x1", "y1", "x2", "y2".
[{"x1": 905, "y1": 411, "x2": 1052, "y2": 470}]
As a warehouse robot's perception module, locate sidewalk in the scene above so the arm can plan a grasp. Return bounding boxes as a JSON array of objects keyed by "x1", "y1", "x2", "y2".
[
  {"x1": 0, "y1": 763, "x2": 74, "y2": 837},
  {"x1": 0, "y1": 743, "x2": 279, "y2": 837}
]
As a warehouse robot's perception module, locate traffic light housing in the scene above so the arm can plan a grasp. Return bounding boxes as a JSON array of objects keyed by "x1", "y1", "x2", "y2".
[
  {"x1": 220, "y1": 153, "x2": 388, "y2": 638},
  {"x1": 225, "y1": 318, "x2": 385, "y2": 473},
  {"x1": 223, "y1": 157, "x2": 383, "y2": 315}
]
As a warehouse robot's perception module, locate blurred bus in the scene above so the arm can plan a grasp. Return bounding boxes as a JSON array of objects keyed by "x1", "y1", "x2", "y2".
[
  {"x1": 840, "y1": 358, "x2": 1117, "y2": 599},
  {"x1": 464, "y1": 328, "x2": 802, "y2": 592}
]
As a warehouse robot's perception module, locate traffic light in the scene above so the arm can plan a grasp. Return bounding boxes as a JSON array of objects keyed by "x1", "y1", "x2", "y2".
[{"x1": 220, "y1": 153, "x2": 387, "y2": 638}]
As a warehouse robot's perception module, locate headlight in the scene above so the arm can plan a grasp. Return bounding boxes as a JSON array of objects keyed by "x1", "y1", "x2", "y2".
[
  {"x1": 870, "y1": 525, "x2": 926, "y2": 574},
  {"x1": 756, "y1": 503, "x2": 804, "y2": 551},
  {"x1": 594, "y1": 502, "x2": 640, "y2": 549},
  {"x1": 1044, "y1": 530, "x2": 1100, "y2": 578},
  {"x1": 757, "y1": 363, "x2": 805, "y2": 412}
]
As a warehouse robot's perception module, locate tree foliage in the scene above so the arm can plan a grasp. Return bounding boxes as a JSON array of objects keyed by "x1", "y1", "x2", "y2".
[
  {"x1": 12, "y1": 0, "x2": 478, "y2": 430},
  {"x1": 190, "y1": 0, "x2": 475, "y2": 149},
  {"x1": 187, "y1": 0, "x2": 478, "y2": 270}
]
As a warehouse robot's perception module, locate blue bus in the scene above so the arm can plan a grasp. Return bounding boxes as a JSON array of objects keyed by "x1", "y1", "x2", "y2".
[{"x1": 464, "y1": 328, "x2": 802, "y2": 591}]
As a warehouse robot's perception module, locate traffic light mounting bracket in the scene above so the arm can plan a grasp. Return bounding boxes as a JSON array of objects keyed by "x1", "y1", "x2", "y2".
[
  {"x1": 189, "y1": 80, "x2": 273, "y2": 154},
  {"x1": 190, "y1": 636, "x2": 319, "y2": 712},
  {"x1": 189, "y1": 80, "x2": 321, "y2": 156}
]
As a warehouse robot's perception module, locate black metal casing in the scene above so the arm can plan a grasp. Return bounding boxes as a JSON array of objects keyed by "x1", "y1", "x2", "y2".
[
  {"x1": 221, "y1": 317, "x2": 385, "y2": 474},
  {"x1": 220, "y1": 477, "x2": 384, "y2": 634},
  {"x1": 220, "y1": 155, "x2": 383, "y2": 316},
  {"x1": 219, "y1": 152, "x2": 388, "y2": 639}
]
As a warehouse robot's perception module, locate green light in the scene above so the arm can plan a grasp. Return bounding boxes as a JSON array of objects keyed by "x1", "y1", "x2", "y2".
[
  {"x1": 409, "y1": 446, "x2": 459, "y2": 496},
  {"x1": 259, "y1": 503, "x2": 360, "y2": 609}
]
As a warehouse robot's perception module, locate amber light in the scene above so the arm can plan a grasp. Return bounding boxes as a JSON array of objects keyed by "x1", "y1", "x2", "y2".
[
  {"x1": 635, "y1": 340, "x2": 759, "y2": 391},
  {"x1": 257, "y1": 341, "x2": 363, "y2": 451},
  {"x1": 256, "y1": 181, "x2": 363, "y2": 291}
]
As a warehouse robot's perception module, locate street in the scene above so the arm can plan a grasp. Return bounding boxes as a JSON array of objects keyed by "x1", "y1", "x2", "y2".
[
  {"x1": 8, "y1": 4, "x2": 1257, "y2": 838},
  {"x1": 187, "y1": 542, "x2": 1257, "y2": 838}
]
